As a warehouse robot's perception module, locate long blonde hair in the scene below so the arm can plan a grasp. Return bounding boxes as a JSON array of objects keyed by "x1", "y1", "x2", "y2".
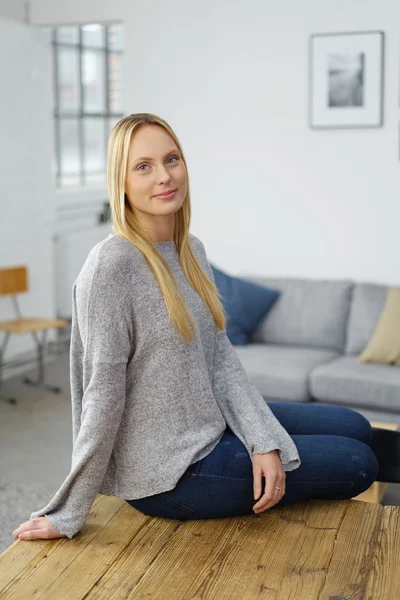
[{"x1": 107, "y1": 112, "x2": 226, "y2": 343}]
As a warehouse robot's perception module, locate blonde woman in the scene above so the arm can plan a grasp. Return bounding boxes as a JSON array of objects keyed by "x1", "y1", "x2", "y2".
[{"x1": 14, "y1": 113, "x2": 379, "y2": 542}]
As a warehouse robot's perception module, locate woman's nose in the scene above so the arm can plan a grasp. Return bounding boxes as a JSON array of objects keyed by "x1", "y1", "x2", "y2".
[{"x1": 156, "y1": 167, "x2": 172, "y2": 183}]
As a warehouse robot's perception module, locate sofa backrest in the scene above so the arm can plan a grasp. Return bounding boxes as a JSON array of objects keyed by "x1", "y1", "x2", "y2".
[
  {"x1": 246, "y1": 276, "x2": 353, "y2": 352},
  {"x1": 344, "y1": 283, "x2": 389, "y2": 355}
]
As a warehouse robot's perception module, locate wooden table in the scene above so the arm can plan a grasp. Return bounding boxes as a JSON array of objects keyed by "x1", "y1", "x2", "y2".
[
  {"x1": 352, "y1": 420, "x2": 399, "y2": 504},
  {"x1": 2, "y1": 418, "x2": 399, "y2": 598},
  {"x1": 1, "y1": 493, "x2": 400, "y2": 599}
]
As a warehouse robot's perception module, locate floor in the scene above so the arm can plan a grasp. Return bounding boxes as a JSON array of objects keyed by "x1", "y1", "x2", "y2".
[{"x1": 1, "y1": 348, "x2": 400, "y2": 554}]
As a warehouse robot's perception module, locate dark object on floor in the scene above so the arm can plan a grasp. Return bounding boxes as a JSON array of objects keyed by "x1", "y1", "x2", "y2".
[{"x1": 371, "y1": 427, "x2": 400, "y2": 483}]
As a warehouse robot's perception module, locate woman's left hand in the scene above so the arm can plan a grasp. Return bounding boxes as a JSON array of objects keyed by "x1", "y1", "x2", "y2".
[
  {"x1": 252, "y1": 449, "x2": 286, "y2": 514},
  {"x1": 12, "y1": 516, "x2": 67, "y2": 541}
]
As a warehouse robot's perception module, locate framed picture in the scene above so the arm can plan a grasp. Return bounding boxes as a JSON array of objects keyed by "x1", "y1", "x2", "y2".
[{"x1": 309, "y1": 31, "x2": 384, "y2": 129}]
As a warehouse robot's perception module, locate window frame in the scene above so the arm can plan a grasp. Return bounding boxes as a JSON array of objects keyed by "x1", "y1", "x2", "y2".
[{"x1": 51, "y1": 24, "x2": 124, "y2": 188}]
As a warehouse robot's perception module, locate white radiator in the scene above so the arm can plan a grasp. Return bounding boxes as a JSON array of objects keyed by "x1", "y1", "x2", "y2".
[{"x1": 55, "y1": 225, "x2": 112, "y2": 319}]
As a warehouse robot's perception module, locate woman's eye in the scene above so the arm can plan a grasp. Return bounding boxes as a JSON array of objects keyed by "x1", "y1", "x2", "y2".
[{"x1": 137, "y1": 156, "x2": 179, "y2": 171}]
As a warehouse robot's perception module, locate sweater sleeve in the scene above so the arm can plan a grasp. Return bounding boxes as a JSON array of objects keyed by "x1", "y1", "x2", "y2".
[
  {"x1": 29, "y1": 256, "x2": 134, "y2": 539},
  {"x1": 212, "y1": 329, "x2": 301, "y2": 471},
  {"x1": 195, "y1": 235, "x2": 301, "y2": 472}
]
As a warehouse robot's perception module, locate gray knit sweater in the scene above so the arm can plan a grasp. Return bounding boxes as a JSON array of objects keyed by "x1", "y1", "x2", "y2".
[{"x1": 30, "y1": 233, "x2": 301, "y2": 539}]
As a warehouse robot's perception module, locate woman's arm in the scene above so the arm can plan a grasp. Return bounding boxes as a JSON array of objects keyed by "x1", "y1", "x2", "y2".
[
  {"x1": 212, "y1": 327, "x2": 301, "y2": 470},
  {"x1": 29, "y1": 254, "x2": 135, "y2": 539},
  {"x1": 195, "y1": 236, "x2": 301, "y2": 471}
]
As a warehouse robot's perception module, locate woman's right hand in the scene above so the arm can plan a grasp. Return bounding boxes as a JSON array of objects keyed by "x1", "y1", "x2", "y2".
[
  {"x1": 12, "y1": 516, "x2": 67, "y2": 541},
  {"x1": 252, "y1": 449, "x2": 286, "y2": 513}
]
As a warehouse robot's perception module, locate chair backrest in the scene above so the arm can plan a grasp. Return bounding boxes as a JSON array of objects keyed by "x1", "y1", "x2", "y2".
[{"x1": 0, "y1": 266, "x2": 28, "y2": 297}]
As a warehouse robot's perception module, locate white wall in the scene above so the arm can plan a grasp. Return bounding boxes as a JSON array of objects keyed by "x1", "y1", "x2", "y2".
[
  {"x1": 0, "y1": 0, "x2": 26, "y2": 22},
  {"x1": 0, "y1": 15, "x2": 58, "y2": 366},
  {"x1": 25, "y1": 0, "x2": 400, "y2": 287}
]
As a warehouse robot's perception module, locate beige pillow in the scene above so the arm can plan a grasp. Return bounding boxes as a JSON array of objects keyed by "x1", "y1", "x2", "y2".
[{"x1": 357, "y1": 288, "x2": 400, "y2": 365}]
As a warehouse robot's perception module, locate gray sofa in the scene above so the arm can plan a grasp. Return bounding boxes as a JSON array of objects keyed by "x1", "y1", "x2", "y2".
[{"x1": 233, "y1": 276, "x2": 400, "y2": 425}]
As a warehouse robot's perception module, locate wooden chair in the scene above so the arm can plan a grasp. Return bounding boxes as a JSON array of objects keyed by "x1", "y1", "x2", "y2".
[{"x1": 0, "y1": 265, "x2": 68, "y2": 405}]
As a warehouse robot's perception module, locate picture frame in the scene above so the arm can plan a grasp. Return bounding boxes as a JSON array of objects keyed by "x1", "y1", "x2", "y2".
[
  {"x1": 309, "y1": 31, "x2": 384, "y2": 129},
  {"x1": 398, "y1": 121, "x2": 400, "y2": 161}
]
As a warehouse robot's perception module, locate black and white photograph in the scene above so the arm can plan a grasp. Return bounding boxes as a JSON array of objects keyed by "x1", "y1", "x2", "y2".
[
  {"x1": 328, "y1": 52, "x2": 364, "y2": 107},
  {"x1": 310, "y1": 31, "x2": 384, "y2": 128}
]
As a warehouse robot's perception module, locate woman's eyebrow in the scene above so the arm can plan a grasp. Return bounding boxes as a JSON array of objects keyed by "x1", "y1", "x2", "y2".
[{"x1": 133, "y1": 149, "x2": 180, "y2": 163}]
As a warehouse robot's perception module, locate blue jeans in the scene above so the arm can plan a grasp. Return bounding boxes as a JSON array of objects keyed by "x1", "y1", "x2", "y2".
[{"x1": 125, "y1": 402, "x2": 379, "y2": 520}]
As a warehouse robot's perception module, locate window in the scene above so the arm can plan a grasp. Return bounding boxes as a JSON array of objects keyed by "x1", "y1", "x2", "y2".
[{"x1": 48, "y1": 23, "x2": 125, "y2": 188}]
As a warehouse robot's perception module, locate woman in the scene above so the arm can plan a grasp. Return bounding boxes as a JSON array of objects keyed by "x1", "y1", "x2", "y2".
[{"x1": 13, "y1": 113, "x2": 380, "y2": 542}]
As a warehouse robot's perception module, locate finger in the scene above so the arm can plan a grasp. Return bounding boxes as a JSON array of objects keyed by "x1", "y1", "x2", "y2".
[
  {"x1": 253, "y1": 469, "x2": 263, "y2": 501},
  {"x1": 12, "y1": 522, "x2": 29, "y2": 540},
  {"x1": 16, "y1": 530, "x2": 62, "y2": 541},
  {"x1": 254, "y1": 491, "x2": 279, "y2": 513},
  {"x1": 255, "y1": 491, "x2": 280, "y2": 513},
  {"x1": 18, "y1": 525, "x2": 53, "y2": 540},
  {"x1": 263, "y1": 478, "x2": 286, "y2": 511},
  {"x1": 13, "y1": 527, "x2": 33, "y2": 540},
  {"x1": 13, "y1": 519, "x2": 43, "y2": 540},
  {"x1": 254, "y1": 474, "x2": 281, "y2": 512}
]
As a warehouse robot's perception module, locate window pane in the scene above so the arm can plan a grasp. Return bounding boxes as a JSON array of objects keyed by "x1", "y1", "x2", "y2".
[
  {"x1": 108, "y1": 53, "x2": 123, "y2": 113},
  {"x1": 82, "y1": 50, "x2": 106, "y2": 113},
  {"x1": 57, "y1": 26, "x2": 79, "y2": 45},
  {"x1": 82, "y1": 24, "x2": 105, "y2": 48},
  {"x1": 108, "y1": 116, "x2": 120, "y2": 137},
  {"x1": 59, "y1": 118, "x2": 80, "y2": 175},
  {"x1": 85, "y1": 172, "x2": 106, "y2": 186},
  {"x1": 83, "y1": 118, "x2": 105, "y2": 172},
  {"x1": 60, "y1": 173, "x2": 81, "y2": 186},
  {"x1": 57, "y1": 47, "x2": 80, "y2": 114},
  {"x1": 107, "y1": 23, "x2": 124, "y2": 51}
]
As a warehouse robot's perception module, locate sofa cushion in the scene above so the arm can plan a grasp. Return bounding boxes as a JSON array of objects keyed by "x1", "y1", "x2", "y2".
[
  {"x1": 345, "y1": 283, "x2": 388, "y2": 355},
  {"x1": 247, "y1": 277, "x2": 353, "y2": 352},
  {"x1": 309, "y1": 356, "x2": 400, "y2": 412},
  {"x1": 210, "y1": 265, "x2": 281, "y2": 345},
  {"x1": 233, "y1": 343, "x2": 339, "y2": 403},
  {"x1": 357, "y1": 288, "x2": 400, "y2": 365}
]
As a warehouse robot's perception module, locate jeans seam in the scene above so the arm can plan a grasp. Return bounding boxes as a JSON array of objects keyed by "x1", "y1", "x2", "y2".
[{"x1": 161, "y1": 492, "x2": 194, "y2": 516}]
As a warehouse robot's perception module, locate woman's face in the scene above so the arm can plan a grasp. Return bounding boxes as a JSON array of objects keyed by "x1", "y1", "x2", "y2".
[{"x1": 125, "y1": 124, "x2": 187, "y2": 231}]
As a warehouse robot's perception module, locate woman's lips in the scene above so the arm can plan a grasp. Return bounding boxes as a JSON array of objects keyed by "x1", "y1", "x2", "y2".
[{"x1": 153, "y1": 189, "x2": 177, "y2": 199}]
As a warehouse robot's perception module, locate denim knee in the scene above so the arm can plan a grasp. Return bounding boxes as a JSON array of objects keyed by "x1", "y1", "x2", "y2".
[
  {"x1": 347, "y1": 409, "x2": 373, "y2": 445},
  {"x1": 351, "y1": 445, "x2": 379, "y2": 494}
]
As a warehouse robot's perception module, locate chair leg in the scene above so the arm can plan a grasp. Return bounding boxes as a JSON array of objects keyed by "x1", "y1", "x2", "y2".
[
  {"x1": 23, "y1": 329, "x2": 62, "y2": 394},
  {"x1": 370, "y1": 427, "x2": 400, "y2": 483},
  {"x1": 0, "y1": 332, "x2": 17, "y2": 404}
]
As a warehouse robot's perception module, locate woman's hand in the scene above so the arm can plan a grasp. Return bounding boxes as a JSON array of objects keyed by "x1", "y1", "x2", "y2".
[
  {"x1": 12, "y1": 516, "x2": 66, "y2": 541},
  {"x1": 252, "y1": 449, "x2": 286, "y2": 514}
]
